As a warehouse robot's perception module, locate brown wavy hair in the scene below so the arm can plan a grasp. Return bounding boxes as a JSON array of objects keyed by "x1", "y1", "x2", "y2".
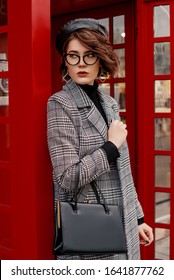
[{"x1": 59, "y1": 28, "x2": 120, "y2": 77}]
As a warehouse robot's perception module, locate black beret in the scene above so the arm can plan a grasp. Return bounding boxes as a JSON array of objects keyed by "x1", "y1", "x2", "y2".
[{"x1": 56, "y1": 18, "x2": 108, "y2": 54}]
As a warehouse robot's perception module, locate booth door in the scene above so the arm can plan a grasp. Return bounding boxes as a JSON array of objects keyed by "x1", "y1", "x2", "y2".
[
  {"x1": 136, "y1": 0, "x2": 174, "y2": 260},
  {"x1": 52, "y1": 1, "x2": 137, "y2": 179}
]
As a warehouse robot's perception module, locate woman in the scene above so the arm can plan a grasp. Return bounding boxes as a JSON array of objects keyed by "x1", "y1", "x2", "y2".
[{"x1": 47, "y1": 18, "x2": 153, "y2": 260}]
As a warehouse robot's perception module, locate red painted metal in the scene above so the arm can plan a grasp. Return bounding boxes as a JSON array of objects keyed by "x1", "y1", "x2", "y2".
[
  {"x1": 51, "y1": 0, "x2": 129, "y2": 16},
  {"x1": 136, "y1": 0, "x2": 155, "y2": 260},
  {"x1": 0, "y1": 0, "x2": 53, "y2": 259}
]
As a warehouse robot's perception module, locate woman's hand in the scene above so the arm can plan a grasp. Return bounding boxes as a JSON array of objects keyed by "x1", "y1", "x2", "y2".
[
  {"x1": 108, "y1": 120, "x2": 128, "y2": 148},
  {"x1": 138, "y1": 223, "x2": 154, "y2": 246}
]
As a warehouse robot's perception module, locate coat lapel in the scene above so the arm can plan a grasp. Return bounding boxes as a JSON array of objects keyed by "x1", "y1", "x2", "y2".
[
  {"x1": 97, "y1": 90, "x2": 120, "y2": 125},
  {"x1": 63, "y1": 79, "x2": 108, "y2": 141}
]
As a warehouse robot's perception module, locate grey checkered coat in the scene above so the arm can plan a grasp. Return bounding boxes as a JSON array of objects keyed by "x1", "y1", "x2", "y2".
[{"x1": 47, "y1": 79, "x2": 144, "y2": 260}]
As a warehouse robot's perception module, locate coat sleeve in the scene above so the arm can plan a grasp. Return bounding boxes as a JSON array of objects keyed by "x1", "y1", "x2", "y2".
[{"x1": 47, "y1": 95, "x2": 110, "y2": 193}]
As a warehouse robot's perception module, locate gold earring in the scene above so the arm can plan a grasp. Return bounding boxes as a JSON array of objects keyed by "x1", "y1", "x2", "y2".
[
  {"x1": 63, "y1": 71, "x2": 69, "y2": 82},
  {"x1": 98, "y1": 69, "x2": 107, "y2": 83}
]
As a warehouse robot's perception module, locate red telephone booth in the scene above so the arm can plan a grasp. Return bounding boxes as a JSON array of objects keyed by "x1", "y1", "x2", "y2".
[{"x1": 0, "y1": 0, "x2": 174, "y2": 260}]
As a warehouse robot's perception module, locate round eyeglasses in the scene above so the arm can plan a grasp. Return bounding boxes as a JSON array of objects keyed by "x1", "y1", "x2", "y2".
[{"x1": 64, "y1": 53, "x2": 98, "y2": 66}]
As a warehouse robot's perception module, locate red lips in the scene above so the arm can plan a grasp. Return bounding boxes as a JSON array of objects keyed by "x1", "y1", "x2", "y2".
[{"x1": 77, "y1": 71, "x2": 88, "y2": 77}]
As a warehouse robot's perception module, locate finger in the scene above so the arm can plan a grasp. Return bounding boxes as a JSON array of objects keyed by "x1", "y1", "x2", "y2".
[{"x1": 139, "y1": 230, "x2": 150, "y2": 244}]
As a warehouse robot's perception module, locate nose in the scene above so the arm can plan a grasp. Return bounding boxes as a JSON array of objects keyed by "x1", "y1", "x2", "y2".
[{"x1": 78, "y1": 56, "x2": 86, "y2": 66}]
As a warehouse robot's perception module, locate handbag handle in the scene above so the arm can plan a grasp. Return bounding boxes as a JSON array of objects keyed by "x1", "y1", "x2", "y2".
[{"x1": 74, "y1": 165, "x2": 110, "y2": 214}]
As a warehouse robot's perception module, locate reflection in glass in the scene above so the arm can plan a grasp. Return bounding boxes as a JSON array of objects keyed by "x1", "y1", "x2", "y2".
[
  {"x1": 114, "y1": 83, "x2": 126, "y2": 112},
  {"x1": 0, "y1": 33, "x2": 8, "y2": 71},
  {"x1": 0, "y1": 77, "x2": 9, "y2": 116},
  {"x1": 155, "y1": 118, "x2": 170, "y2": 150},
  {"x1": 154, "y1": 42, "x2": 170, "y2": 75},
  {"x1": 121, "y1": 116, "x2": 126, "y2": 124},
  {"x1": 155, "y1": 228, "x2": 170, "y2": 259},
  {"x1": 155, "y1": 80, "x2": 171, "y2": 112},
  {"x1": 0, "y1": 124, "x2": 10, "y2": 161},
  {"x1": 99, "y1": 18, "x2": 109, "y2": 33},
  {"x1": 0, "y1": 76, "x2": 8, "y2": 95},
  {"x1": 114, "y1": 49, "x2": 125, "y2": 78},
  {"x1": 113, "y1": 15, "x2": 125, "y2": 44},
  {"x1": 0, "y1": 52, "x2": 8, "y2": 72},
  {"x1": 98, "y1": 83, "x2": 110, "y2": 96},
  {"x1": 155, "y1": 192, "x2": 170, "y2": 224},
  {"x1": 0, "y1": 168, "x2": 11, "y2": 205},
  {"x1": 0, "y1": 0, "x2": 8, "y2": 26},
  {"x1": 155, "y1": 155, "x2": 170, "y2": 188},
  {"x1": 154, "y1": 5, "x2": 170, "y2": 38}
]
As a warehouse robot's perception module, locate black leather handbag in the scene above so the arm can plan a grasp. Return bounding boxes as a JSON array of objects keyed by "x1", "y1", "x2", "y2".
[{"x1": 53, "y1": 180, "x2": 127, "y2": 255}]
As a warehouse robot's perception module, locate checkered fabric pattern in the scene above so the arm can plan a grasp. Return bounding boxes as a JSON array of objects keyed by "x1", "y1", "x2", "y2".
[{"x1": 47, "y1": 79, "x2": 144, "y2": 260}]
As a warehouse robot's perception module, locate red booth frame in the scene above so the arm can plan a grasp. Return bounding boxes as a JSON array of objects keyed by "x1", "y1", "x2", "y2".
[{"x1": 0, "y1": 0, "x2": 173, "y2": 260}]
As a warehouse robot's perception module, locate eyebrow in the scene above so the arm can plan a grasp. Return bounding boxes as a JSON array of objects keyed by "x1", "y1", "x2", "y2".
[{"x1": 67, "y1": 50, "x2": 92, "y2": 54}]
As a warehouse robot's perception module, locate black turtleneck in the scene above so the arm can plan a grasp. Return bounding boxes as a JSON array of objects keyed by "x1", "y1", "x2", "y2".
[
  {"x1": 80, "y1": 83, "x2": 108, "y2": 124},
  {"x1": 79, "y1": 82, "x2": 120, "y2": 163}
]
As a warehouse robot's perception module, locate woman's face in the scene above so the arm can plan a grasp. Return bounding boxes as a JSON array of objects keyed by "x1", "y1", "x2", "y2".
[{"x1": 65, "y1": 38, "x2": 100, "y2": 85}]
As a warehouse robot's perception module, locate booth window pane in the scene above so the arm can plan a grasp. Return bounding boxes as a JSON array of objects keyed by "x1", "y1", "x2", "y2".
[
  {"x1": 114, "y1": 83, "x2": 126, "y2": 112},
  {"x1": 114, "y1": 49, "x2": 125, "y2": 78},
  {"x1": 155, "y1": 155, "x2": 170, "y2": 188},
  {"x1": 154, "y1": 42, "x2": 170, "y2": 75},
  {"x1": 155, "y1": 228, "x2": 170, "y2": 259},
  {"x1": 155, "y1": 192, "x2": 170, "y2": 224},
  {"x1": 113, "y1": 15, "x2": 125, "y2": 44},
  {"x1": 0, "y1": 0, "x2": 8, "y2": 26},
  {"x1": 155, "y1": 118, "x2": 170, "y2": 150},
  {"x1": 154, "y1": 5, "x2": 170, "y2": 38},
  {"x1": 0, "y1": 212, "x2": 12, "y2": 249},
  {"x1": 121, "y1": 116, "x2": 126, "y2": 124},
  {"x1": 0, "y1": 33, "x2": 8, "y2": 71},
  {"x1": 0, "y1": 124, "x2": 10, "y2": 161},
  {"x1": 155, "y1": 80, "x2": 171, "y2": 113},
  {"x1": 0, "y1": 168, "x2": 11, "y2": 205},
  {"x1": 98, "y1": 83, "x2": 110, "y2": 96},
  {"x1": 0, "y1": 76, "x2": 9, "y2": 116},
  {"x1": 99, "y1": 18, "x2": 109, "y2": 33}
]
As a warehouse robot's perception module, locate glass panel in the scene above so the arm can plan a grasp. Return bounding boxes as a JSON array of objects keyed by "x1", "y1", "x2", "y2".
[
  {"x1": 155, "y1": 118, "x2": 170, "y2": 150},
  {"x1": 154, "y1": 42, "x2": 170, "y2": 75},
  {"x1": 113, "y1": 15, "x2": 125, "y2": 44},
  {"x1": 0, "y1": 168, "x2": 11, "y2": 205},
  {"x1": 0, "y1": 0, "x2": 8, "y2": 26},
  {"x1": 155, "y1": 192, "x2": 170, "y2": 224},
  {"x1": 0, "y1": 212, "x2": 12, "y2": 249},
  {"x1": 154, "y1": 5, "x2": 170, "y2": 38},
  {"x1": 98, "y1": 83, "x2": 110, "y2": 95},
  {"x1": 114, "y1": 49, "x2": 125, "y2": 78},
  {"x1": 155, "y1": 228, "x2": 170, "y2": 259},
  {"x1": 155, "y1": 156, "x2": 170, "y2": 188},
  {"x1": 0, "y1": 33, "x2": 8, "y2": 71},
  {"x1": 121, "y1": 116, "x2": 126, "y2": 124},
  {"x1": 155, "y1": 80, "x2": 171, "y2": 113},
  {"x1": 114, "y1": 83, "x2": 126, "y2": 112},
  {"x1": 99, "y1": 18, "x2": 109, "y2": 33},
  {"x1": 0, "y1": 124, "x2": 10, "y2": 161},
  {"x1": 0, "y1": 77, "x2": 9, "y2": 116}
]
